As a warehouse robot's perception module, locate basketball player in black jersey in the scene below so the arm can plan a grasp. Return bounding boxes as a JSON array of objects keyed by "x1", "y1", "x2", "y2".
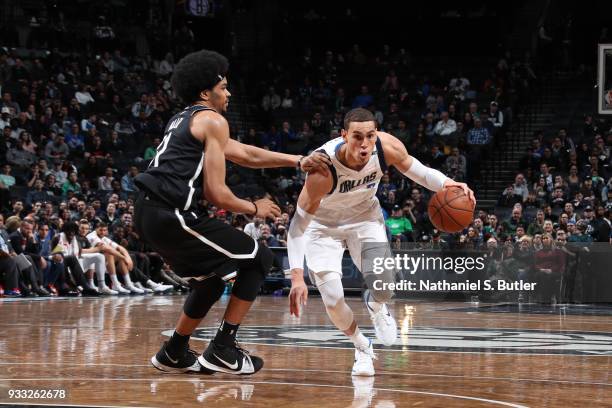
[{"x1": 134, "y1": 50, "x2": 330, "y2": 375}]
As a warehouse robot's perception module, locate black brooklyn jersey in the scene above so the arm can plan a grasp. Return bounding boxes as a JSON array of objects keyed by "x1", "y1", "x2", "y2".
[{"x1": 135, "y1": 105, "x2": 215, "y2": 211}]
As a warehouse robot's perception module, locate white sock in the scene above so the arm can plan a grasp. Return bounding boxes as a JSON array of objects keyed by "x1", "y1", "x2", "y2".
[
  {"x1": 123, "y1": 273, "x2": 134, "y2": 287},
  {"x1": 110, "y1": 274, "x2": 122, "y2": 288},
  {"x1": 96, "y1": 269, "x2": 106, "y2": 288},
  {"x1": 146, "y1": 279, "x2": 157, "y2": 287},
  {"x1": 349, "y1": 327, "x2": 370, "y2": 350},
  {"x1": 87, "y1": 278, "x2": 95, "y2": 289}
]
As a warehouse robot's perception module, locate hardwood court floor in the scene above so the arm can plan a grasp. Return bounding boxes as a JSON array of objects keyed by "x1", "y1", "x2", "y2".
[{"x1": 0, "y1": 295, "x2": 611, "y2": 407}]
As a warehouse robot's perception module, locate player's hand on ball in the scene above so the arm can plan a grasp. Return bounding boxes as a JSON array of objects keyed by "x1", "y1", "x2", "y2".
[
  {"x1": 254, "y1": 198, "x2": 281, "y2": 218},
  {"x1": 443, "y1": 179, "x2": 476, "y2": 204},
  {"x1": 289, "y1": 273, "x2": 308, "y2": 317},
  {"x1": 300, "y1": 152, "x2": 331, "y2": 176}
]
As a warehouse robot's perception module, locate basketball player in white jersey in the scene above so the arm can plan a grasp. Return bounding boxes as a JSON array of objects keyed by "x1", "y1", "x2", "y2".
[{"x1": 287, "y1": 108, "x2": 475, "y2": 376}]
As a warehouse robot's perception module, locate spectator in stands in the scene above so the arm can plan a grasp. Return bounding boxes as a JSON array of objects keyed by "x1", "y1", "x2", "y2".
[
  {"x1": 7, "y1": 139, "x2": 36, "y2": 169},
  {"x1": 0, "y1": 164, "x2": 16, "y2": 189},
  {"x1": 488, "y1": 101, "x2": 504, "y2": 131},
  {"x1": 75, "y1": 84, "x2": 95, "y2": 106},
  {"x1": 25, "y1": 180, "x2": 49, "y2": 207},
  {"x1": 589, "y1": 206, "x2": 611, "y2": 242},
  {"x1": 550, "y1": 187, "x2": 566, "y2": 209},
  {"x1": 64, "y1": 123, "x2": 85, "y2": 153},
  {"x1": 244, "y1": 216, "x2": 263, "y2": 240},
  {"x1": 352, "y1": 85, "x2": 373, "y2": 108},
  {"x1": 131, "y1": 93, "x2": 154, "y2": 119},
  {"x1": 502, "y1": 207, "x2": 526, "y2": 235},
  {"x1": 537, "y1": 163, "x2": 554, "y2": 192},
  {"x1": 81, "y1": 113, "x2": 97, "y2": 133},
  {"x1": 19, "y1": 131, "x2": 37, "y2": 154},
  {"x1": 262, "y1": 87, "x2": 281, "y2": 113},
  {"x1": 425, "y1": 145, "x2": 445, "y2": 170},
  {"x1": 498, "y1": 184, "x2": 521, "y2": 207},
  {"x1": 563, "y1": 202, "x2": 577, "y2": 223},
  {"x1": 534, "y1": 233, "x2": 564, "y2": 303},
  {"x1": 512, "y1": 173, "x2": 529, "y2": 202},
  {"x1": 467, "y1": 117, "x2": 491, "y2": 146},
  {"x1": 61, "y1": 172, "x2": 81, "y2": 196},
  {"x1": 45, "y1": 134, "x2": 69, "y2": 162},
  {"x1": 386, "y1": 204, "x2": 413, "y2": 242},
  {"x1": 433, "y1": 111, "x2": 457, "y2": 140},
  {"x1": 143, "y1": 137, "x2": 160, "y2": 162},
  {"x1": 121, "y1": 166, "x2": 139, "y2": 194},
  {"x1": 527, "y1": 209, "x2": 545, "y2": 236},
  {"x1": 259, "y1": 224, "x2": 279, "y2": 247},
  {"x1": 568, "y1": 220, "x2": 591, "y2": 243},
  {"x1": 310, "y1": 112, "x2": 327, "y2": 137},
  {"x1": 392, "y1": 120, "x2": 410, "y2": 145},
  {"x1": 280, "y1": 89, "x2": 294, "y2": 110},
  {"x1": 98, "y1": 167, "x2": 115, "y2": 191}
]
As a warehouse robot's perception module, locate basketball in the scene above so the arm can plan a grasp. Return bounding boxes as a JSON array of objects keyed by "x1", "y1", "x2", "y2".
[{"x1": 428, "y1": 186, "x2": 475, "y2": 233}]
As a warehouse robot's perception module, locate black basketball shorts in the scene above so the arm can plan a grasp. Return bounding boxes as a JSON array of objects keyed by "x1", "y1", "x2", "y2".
[{"x1": 134, "y1": 193, "x2": 258, "y2": 283}]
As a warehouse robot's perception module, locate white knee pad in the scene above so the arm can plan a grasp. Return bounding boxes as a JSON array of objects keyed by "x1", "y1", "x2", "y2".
[{"x1": 317, "y1": 273, "x2": 354, "y2": 332}]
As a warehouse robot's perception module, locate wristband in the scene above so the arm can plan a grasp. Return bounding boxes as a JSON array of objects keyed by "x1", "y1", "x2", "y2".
[{"x1": 252, "y1": 202, "x2": 258, "y2": 216}]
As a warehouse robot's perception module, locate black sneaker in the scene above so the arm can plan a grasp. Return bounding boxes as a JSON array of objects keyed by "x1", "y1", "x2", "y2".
[
  {"x1": 198, "y1": 340, "x2": 264, "y2": 375},
  {"x1": 151, "y1": 342, "x2": 212, "y2": 374}
]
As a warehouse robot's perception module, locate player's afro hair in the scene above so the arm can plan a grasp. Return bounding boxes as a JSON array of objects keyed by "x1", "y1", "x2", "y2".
[{"x1": 171, "y1": 49, "x2": 229, "y2": 104}]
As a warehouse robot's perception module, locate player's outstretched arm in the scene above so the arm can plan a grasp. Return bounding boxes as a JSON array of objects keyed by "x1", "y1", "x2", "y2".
[
  {"x1": 379, "y1": 132, "x2": 475, "y2": 203},
  {"x1": 287, "y1": 170, "x2": 332, "y2": 317},
  {"x1": 194, "y1": 113, "x2": 281, "y2": 218},
  {"x1": 225, "y1": 138, "x2": 331, "y2": 175}
]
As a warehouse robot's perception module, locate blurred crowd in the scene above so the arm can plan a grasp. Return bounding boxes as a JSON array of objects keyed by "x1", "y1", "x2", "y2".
[{"x1": 0, "y1": 18, "x2": 610, "y2": 299}]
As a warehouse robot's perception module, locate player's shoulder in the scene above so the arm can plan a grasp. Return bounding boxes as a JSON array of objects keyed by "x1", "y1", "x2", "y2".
[
  {"x1": 377, "y1": 131, "x2": 409, "y2": 164},
  {"x1": 377, "y1": 131, "x2": 404, "y2": 151},
  {"x1": 191, "y1": 108, "x2": 227, "y2": 128},
  {"x1": 317, "y1": 136, "x2": 343, "y2": 155},
  {"x1": 190, "y1": 108, "x2": 228, "y2": 140},
  {"x1": 376, "y1": 131, "x2": 399, "y2": 145}
]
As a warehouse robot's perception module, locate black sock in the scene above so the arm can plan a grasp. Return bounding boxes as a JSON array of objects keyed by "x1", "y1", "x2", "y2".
[
  {"x1": 167, "y1": 331, "x2": 190, "y2": 356},
  {"x1": 214, "y1": 320, "x2": 239, "y2": 346}
]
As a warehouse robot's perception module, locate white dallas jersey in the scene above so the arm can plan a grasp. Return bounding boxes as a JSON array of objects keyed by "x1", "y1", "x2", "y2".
[{"x1": 311, "y1": 136, "x2": 387, "y2": 227}]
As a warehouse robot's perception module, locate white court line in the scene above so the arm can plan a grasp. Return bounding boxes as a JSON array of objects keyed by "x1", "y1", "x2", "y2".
[
  {"x1": 0, "y1": 378, "x2": 529, "y2": 407},
  {"x1": 0, "y1": 363, "x2": 610, "y2": 387},
  {"x1": 0, "y1": 403, "x2": 154, "y2": 408}
]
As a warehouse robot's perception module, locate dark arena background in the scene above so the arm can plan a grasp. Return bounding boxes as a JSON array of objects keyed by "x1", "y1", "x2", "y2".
[{"x1": 1, "y1": 0, "x2": 612, "y2": 407}]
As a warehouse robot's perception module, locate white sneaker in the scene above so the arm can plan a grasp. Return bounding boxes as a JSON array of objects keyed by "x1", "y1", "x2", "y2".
[
  {"x1": 365, "y1": 290, "x2": 397, "y2": 346},
  {"x1": 352, "y1": 340, "x2": 376, "y2": 377},
  {"x1": 154, "y1": 283, "x2": 174, "y2": 293},
  {"x1": 99, "y1": 285, "x2": 118, "y2": 295},
  {"x1": 113, "y1": 283, "x2": 131, "y2": 295},
  {"x1": 125, "y1": 283, "x2": 145, "y2": 294}
]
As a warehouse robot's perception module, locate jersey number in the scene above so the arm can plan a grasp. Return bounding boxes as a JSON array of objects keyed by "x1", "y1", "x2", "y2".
[{"x1": 149, "y1": 117, "x2": 184, "y2": 168}]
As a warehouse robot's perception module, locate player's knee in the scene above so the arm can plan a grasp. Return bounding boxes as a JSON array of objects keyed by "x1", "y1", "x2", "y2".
[
  {"x1": 231, "y1": 245, "x2": 274, "y2": 302},
  {"x1": 183, "y1": 278, "x2": 226, "y2": 319},
  {"x1": 255, "y1": 244, "x2": 274, "y2": 276}
]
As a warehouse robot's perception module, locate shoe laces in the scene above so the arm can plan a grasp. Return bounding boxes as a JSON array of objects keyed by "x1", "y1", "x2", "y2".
[
  {"x1": 372, "y1": 307, "x2": 393, "y2": 327},
  {"x1": 356, "y1": 343, "x2": 377, "y2": 360},
  {"x1": 233, "y1": 340, "x2": 250, "y2": 356}
]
